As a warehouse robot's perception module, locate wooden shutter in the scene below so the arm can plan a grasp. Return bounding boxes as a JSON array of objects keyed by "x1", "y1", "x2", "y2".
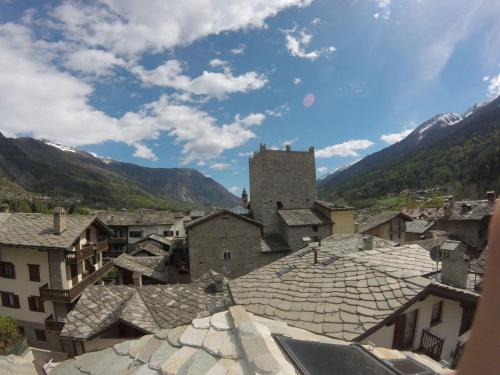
[
  {"x1": 13, "y1": 294, "x2": 20, "y2": 308},
  {"x1": 28, "y1": 296, "x2": 34, "y2": 311},
  {"x1": 0, "y1": 292, "x2": 7, "y2": 306},
  {"x1": 28, "y1": 265, "x2": 40, "y2": 282},
  {"x1": 392, "y1": 314, "x2": 407, "y2": 350}
]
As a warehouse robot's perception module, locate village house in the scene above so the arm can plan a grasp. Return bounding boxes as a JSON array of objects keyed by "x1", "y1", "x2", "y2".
[
  {"x1": 314, "y1": 198, "x2": 357, "y2": 234},
  {"x1": 0, "y1": 208, "x2": 113, "y2": 352},
  {"x1": 113, "y1": 253, "x2": 169, "y2": 285},
  {"x1": 96, "y1": 210, "x2": 187, "y2": 257},
  {"x1": 438, "y1": 192, "x2": 496, "y2": 252},
  {"x1": 59, "y1": 272, "x2": 230, "y2": 356},
  {"x1": 229, "y1": 234, "x2": 479, "y2": 365},
  {"x1": 405, "y1": 219, "x2": 437, "y2": 242},
  {"x1": 49, "y1": 305, "x2": 451, "y2": 375},
  {"x1": 358, "y1": 211, "x2": 412, "y2": 243}
]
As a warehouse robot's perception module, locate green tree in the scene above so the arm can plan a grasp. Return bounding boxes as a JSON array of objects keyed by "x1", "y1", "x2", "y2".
[{"x1": 0, "y1": 316, "x2": 20, "y2": 354}]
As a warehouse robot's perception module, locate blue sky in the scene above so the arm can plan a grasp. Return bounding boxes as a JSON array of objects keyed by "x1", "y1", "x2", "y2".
[{"x1": 1, "y1": 0, "x2": 500, "y2": 196}]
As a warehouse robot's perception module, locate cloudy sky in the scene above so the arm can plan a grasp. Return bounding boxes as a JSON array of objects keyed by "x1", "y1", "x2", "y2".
[{"x1": 1, "y1": 0, "x2": 500, "y2": 195}]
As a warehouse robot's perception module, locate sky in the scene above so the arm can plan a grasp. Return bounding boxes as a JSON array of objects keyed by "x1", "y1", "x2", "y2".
[{"x1": 1, "y1": 0, "x2": 500, "y2": 196}]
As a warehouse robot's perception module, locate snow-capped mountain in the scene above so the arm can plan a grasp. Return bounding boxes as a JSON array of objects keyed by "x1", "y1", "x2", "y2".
[
  {"x1": 41, "y1": 139, "x2": 78, "y2": 153},
  {"x1": 416, "y1": 113, "x2": 462, "y2": 141}
]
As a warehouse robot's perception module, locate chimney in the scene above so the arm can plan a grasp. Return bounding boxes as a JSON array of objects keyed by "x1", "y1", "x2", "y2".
[
  {"x1": 301, "y1": 237, "x2": 312, "y2": 246},
  {"x1": 285, "y1": 144, "x2": 291, "y2": 151},
  {"x1": 333, "y1": 193, "x2": 346, "y2": 207},
  {"x1": 132, "y1": 272, "x2": 142, "y2": 287},
  {"x1": 313, "y1": 246, "x2": 318, "y2": 264},
  {"x1": 260, "y1": 144, "x2": 266, "y2": 152},
  {"x1": 440, "y1": 240, "x2": 469, "y2": 289},
  {"x1": 486, "y1": 191, "x2": 496, "y2": 202},
  {"x1": 210, "y1": 270, "x2": 224, "y2": 292},
  {"x1": 241, "y1": 188, "x2": 249, "y2": 208},
  {"x1": 53, "y1": 207, "x2": 67, "y2": 235},
  {"x1": 0, "y1": 203, "x2": 9, "y2": 213},
  {"x1": 443, "y1": 197, "x2": 454, "y2": 217},
  {"x1": 362, "y1": 235, "x2": 373, "y2": 251}
]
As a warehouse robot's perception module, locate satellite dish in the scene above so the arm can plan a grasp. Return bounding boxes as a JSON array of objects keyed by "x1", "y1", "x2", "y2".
[{"x1": 430, "y1": 246, "x2": 442, "y2": 262}]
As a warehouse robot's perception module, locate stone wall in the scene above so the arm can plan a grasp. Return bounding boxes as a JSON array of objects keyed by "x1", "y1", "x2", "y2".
[
  {"x1": 249, "y1": 145, "x2": 317, "y2": 234},
  {"x1": 188, "y1": 213, "x2": 283, "y2": 280},
  {"x1": 281, "y1": 223, "x2": 331, "y2": 251}
]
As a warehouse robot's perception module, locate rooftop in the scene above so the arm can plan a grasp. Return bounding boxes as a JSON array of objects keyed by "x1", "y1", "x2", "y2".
[
  {"x1": 185, "y1": 209, "x2": 262, "y2": 230},
  {"x1": 278, "y1": 208, "x2": 331, "y2": 226},
  {"x1": 405, "y1": 220, "x2": 435, "y2": 234},
  {"x1": 61, "y1": 276, "x2": 231, "y2": 340},
  {"x1": 401, "y1": 207, "x2": 443, "y2": 220},
  {"x1": 113, "y1": 253, "x2": 169, "y2": 283},
  {"x1": 52, "y1": 305, "x2": 450, "y2": 375},
  {"x1": 96, "y1": 210, "x2": 182, "y2": 226},
  {"x1": 315, "y1": 199, "x2": 355, "y2": 211},
  {"x1": 358, "y1": 211, "x2": 412, "y2": 233},
  {"x1": 229, "y1": 234, "x2": 478, "y2": 342},
  {"x1": 130, "y1": 239, "x2": 170, "y2": 257},
  {"x1": 0, "y1": 213, "x2": 110, "y2": 250},
  {"x1": 444, "y1": 199, "x2": 496, "y2": 221}
]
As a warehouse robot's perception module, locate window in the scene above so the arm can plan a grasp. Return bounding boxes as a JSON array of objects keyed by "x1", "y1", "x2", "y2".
[
  {"x1": 27, "y1": 264, "x2": 40, "y2": 282},
  {"x1": 223, "y1": 251, "x2": 231, "y2": 260},
  {"x1": 34, "y1": 329, "x2": 47, "y2": 342},
  {"x1": 85, "y1": 228, "x2": 91, "y2": 242},
  {"x1": 28, "y1": 296, "x2": 45, "y2": 312},
  {"x1": 393, "y1": 309, "x2": 418, "y2": 350},
  {"x1": 175, "y1": 231, "x2": 179, "y2": 236},
  {"x1": 1, "y1": 291, "x2": 20, "y2": 308},
  {"x1": 276, "y1": 201, "x2": 283, "y2": 209},
  {"x1": 163, "y1": 230, "x2": 174, "y2": 237},
  {"x1": 129, "y1": 230, "x2": 143, "y2": 238},
  {"x1": 0, "y1": 261, "x2": 15, "y2": 279},
  {"x1": 312, "y1": 225, "x2": 319, "y2": 232},
  {"x1": 431, "y1": 301, "x2": 443, "y2": 326}
]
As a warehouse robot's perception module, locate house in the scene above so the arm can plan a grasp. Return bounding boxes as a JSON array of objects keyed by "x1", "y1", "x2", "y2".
[
  {"x1": 96, "y1": 210, "x2": 187, "y2": 257},
  {"x1": 229, "y1": 234, "x2": 479, "y2": 364},
  {"x1": 405, "y1": 220, "x2": 437, "y2": 242},
  {"x1": 185, "y1": 209, "x2": 289, "y2": 280},
  {"x1": 314, "y1": 198, "x2": 357, "y2": 234},
  {"x1": 438, "y1": 192, "x2": 496, "y2": 252},
  {"x1": 402, "y1": 207, "x2": 444, "y2": 221},
  {"x1": 59, "y1": 272, "x2": 230, "y2": 356},
  {"x1": 113, "y1": 253, "x2": 169, "y2": 285},
  {"x1": 0, "y1": 208, "x2": 113, "y2": 352},
  {"x1": 51, "y1": 305, "x2": 451, "y2": 375},
  {"x1": 358, "y1": 211, "x2": 412, "y2": 243},
  {"x1": 128, "y1": 235, "x2": 170, "y2": 257}
]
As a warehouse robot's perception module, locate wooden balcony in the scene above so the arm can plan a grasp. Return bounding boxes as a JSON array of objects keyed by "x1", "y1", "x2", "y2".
[
  {"x1": 39, "y1": 260, "x2": 114, "y2": 303},
  {"x1": 45, "y1": 314, "x2": 65, "y2": 332},
  {"x1": 65, "y1": 240, "x2": 109, "y2": 263},
  {"x1": 418, "y1": 329, "x2": 444, "y2": 361}
]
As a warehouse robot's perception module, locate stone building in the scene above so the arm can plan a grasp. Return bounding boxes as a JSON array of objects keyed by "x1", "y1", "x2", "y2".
[
  {"x1": 358, "y1": 211, "x2": 412, "y2": 243},
  {"x1": 186, "y1": 210, "x2": 287, "y2": 280},
  {"x1": 314, "y1": 199, "x2": 357, "y2": 234},
  {"x1": 438, "y1": 192, "x2": 496, "y2": 252},
  {"x1": 0, "y1": 209, "x2": 113, "y2": 352}
]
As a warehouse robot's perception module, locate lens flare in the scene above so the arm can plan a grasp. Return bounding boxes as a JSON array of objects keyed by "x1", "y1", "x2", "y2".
[{"x1": 303, "y1": 93, "x2": 315, "y2": 108}]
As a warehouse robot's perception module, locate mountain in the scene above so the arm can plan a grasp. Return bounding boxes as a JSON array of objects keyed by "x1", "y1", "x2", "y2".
[
  {"x1": 0, "y1": 134, "x2": 239, "y2": 209},
  {"x1": 318, "y1": 96, "x2": 500, "y2": 201}
]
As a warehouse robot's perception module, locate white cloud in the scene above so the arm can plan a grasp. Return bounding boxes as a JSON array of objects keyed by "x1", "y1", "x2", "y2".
[
  {"x1": 380, "y1": 128, "x2": 414, "y2": 144},
  {"x1": 284, "y1": 29, "x2": 335, "y2": 61},
  {"x1": 317, "y1": 166, "x2": 329, "y2": 176},
  {"x1": 210, "y1": 162, "x2": 231, "y2": 170},
  {"x1": 312, "y1": 17, "x2": 323, "y2": 26},
  {"x1": 64, "y1": 48, "x2": 125, "y2": 76},
  {"x1": 228, "y1": 186, "x2": 241, "y2": 194},
  {"x1": 374, "y1": 0, "x2": 391, "y2": 19},
  {"x1": 316, "y1": 139, "x2": 374, "y2": 158},
  {"x1": 51, "y1": 1, "x2": 312, "y2": 56},
  {"x1": 230, "y1": 44, "x2": 246, "y2": 55},
  {"x1": 0, "y1": 24, "x2": 266, "y2": 164},
  {"x1": 293, "y1": 77, "x2": 302, "y2": 85},
  {"x1": 133, "y1": 59, "x2": 267, "y2": 99},
  {"x1": 265, "y1": 103, "x2": 290, "y2": 117},
  {"x1": 238, "y1": 152, "x2": 254, "y2": 157},
  {"x1": 485, "y1": 73, "x2": 500, "y2": 98},
  {"x1": 132, "y1": 143, "x2": 158, "y2": 160},
  {"x1": 208, "y1": 58, "x2": 228, "y2": 68}
]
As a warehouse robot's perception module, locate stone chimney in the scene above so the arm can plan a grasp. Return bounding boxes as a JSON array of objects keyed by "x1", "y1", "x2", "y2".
[
  {"x1": 210, "y1": 270, "x2": 224, "y2": 293},
  {"x1": 301, "y1": 237, "x2": 312, "y2": 246},
  {"x1": 0, "y1": 203, "x2": 9, "y2": 213},
  {"x1": 53, "y1": 207, "x2": 67, "y2": 235},
  {"x1": 132, "y1": 272, "x2": 142, "y2": 287},
  {"x1": 241, "y1": 188, "x2": 249, "y2": 208},
  {"x1": 440, "y1": 240, "x2": 469, "y2": 289},
  {"x1": 285, "y1": 144, "x2": 291, "y2": 151},
  {"x1": 333, "y1": 193, "x2": 346, "y2": 207},
  {"x1": 443, "y1": 196, "x2": 454, "y2": 217},
  {"x1": 485, "y1": 191, "x2": 496, "y2": 202}
]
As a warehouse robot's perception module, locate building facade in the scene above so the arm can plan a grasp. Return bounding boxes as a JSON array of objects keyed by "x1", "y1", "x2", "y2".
[
  {"x1": 0, "y1": 209, "x2": 112, "y2": 352},
  {"x1": 358, "y1": 211, "x2": 412, "y2": 243}
]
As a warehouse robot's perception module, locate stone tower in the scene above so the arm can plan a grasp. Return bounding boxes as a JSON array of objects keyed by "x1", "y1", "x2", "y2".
[
  {"x1": 241, "y1": 188, "x2": 249, "y2": 208},
  {"x1": 249, "y1": 144, "x2": 317, "y2": 234}
]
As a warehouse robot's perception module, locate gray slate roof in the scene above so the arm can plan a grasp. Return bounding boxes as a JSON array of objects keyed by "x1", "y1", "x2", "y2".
[
  {"x1": 97, "y1": 210, "x2": 181, "y2": 226},
  {"x1": 445, "y1": 199, "x2": 496, "y2": 221},
  {"x1": 113, "y1": 253, "x2": 169, "y2": 282},
  {"x1": 278, "y1": 208, "x2": 331, "y2": 226},
  {"x1": 315, "y1": 200, "x2": 355, "y2": 211},
  {"x1": 130, "y1": 239, "x2": 169, "y2": 257},
  {"x1": 51, "y1": 306, "x2": 449, "y2": 375},
  {"x1": 0, "y1": 213, "x2": 108, "y2": 250},
  {"x1": 405, "y1": 220, "x2": 435, "y2": 234},
  {"x1": 358, "y1": 211, "x2": 411, "y2": 233},
  {"x1": 229, "y1": 235, "x2": 440, "y2": 341},
  {"x1": 260, "y1": 234, "x2": 291, "y2": 253},
  {"x1": 185, "y1": 209, "x2": 262, "y2": 229},
  {"x1": 61, "y1": 278, "x2": 231, "y2": 340}
]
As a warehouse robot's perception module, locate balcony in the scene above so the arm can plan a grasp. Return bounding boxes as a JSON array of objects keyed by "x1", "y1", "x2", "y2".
[
  {"x1": 418, "y1": 329, "x2": 444, "y2": 361},
  {"x1": 45, "y1": 314, "x2": 65, "y2": 332},
  {"x1": 65, "y1": 240, "x2": 109, "y2": 263},
  {"x1": 40, "y1": 260, "x2": 114, "y2": 303}
]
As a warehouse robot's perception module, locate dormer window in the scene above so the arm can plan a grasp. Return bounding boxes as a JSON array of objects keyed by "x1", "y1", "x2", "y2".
[{"x1": 276, "y1": 201, "x2": 283, "y2": 209}]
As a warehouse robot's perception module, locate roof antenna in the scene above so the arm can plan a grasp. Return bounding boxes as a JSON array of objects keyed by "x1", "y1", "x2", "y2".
[{"x1": 313, "y1": 246, "x2": 318, "y2": 264}]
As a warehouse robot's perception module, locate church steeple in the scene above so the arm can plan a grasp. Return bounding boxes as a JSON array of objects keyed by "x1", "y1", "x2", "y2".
[{"x1": 241, "y1": 188, "x2": 249, "y2": 208}]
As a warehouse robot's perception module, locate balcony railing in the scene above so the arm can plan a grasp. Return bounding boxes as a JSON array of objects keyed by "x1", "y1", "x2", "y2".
[
  {"x1": 45, "y1": 314, "x2": 65, "y2": 332},
  {"x1": 418, "y1": 329, "x2": 444, "y2": 361},
  {"x1": 39, "y1": 260, "x2": 114, "y2": 303},
  {"x1": 65, "y1": 240, "x2": 109, "y2": 263}
]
